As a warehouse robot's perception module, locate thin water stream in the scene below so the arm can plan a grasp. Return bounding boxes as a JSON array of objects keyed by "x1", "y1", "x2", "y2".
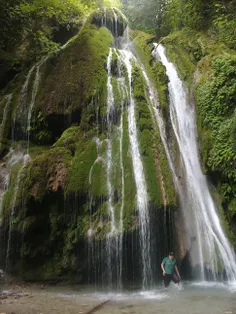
[
  {"x1": 0, "y1": 94, "x2": 12, "y2": 150},
  {"x1": 5, "y1": 154, "x2": 31, "y2": 276},
  {"x1": 120, "y1": 49, "x2": 152, "y2": 288}
]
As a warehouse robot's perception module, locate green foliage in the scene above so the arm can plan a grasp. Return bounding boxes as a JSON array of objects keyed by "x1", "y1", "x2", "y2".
[
  {"x1": 20, "y1": 0, "x2": 87, "y2": 23},
  {"x1": 124, "y1": 0, "x2": 236, "y2": 49},
  {"x1": 212, "y1": 2, "x2": 236, "y2": 49},
  {"x1": 0, "y1": 0, "x2": 28, "y2": 52},
  {"x1": 196, "y1": 55, "x2": 236, "y2": 202}
]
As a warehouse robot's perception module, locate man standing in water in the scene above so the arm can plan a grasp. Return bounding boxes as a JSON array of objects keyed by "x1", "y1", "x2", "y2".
[{"x1": 161, "y1": 252, "x2": 181, "y2": 287}]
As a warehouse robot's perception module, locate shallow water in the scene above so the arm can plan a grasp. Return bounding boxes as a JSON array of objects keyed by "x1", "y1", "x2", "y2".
[{"x1": 0, "y1": 282, "x2": 235, "y2": 314}]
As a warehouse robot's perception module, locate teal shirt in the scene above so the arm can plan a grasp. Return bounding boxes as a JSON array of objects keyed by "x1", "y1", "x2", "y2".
[{"x1": 162, "y1": 257, "x2": 176, "y2": 275}]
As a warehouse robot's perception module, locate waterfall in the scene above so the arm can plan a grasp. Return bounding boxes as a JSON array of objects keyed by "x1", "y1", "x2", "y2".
[
  {"x1": 0, "y1": 94, "x2": 12, "y2": 150},
  {"x1": 113, "y1": 7, "x2": 128, "y2": 24},
  {"x1": 112, "y1": 8, "x2": 118, "y2": 38},
  {"x1": 12, "y1": 65, "x2": 36, "y2": 141},
  {"x1": 105, "y1": 47, "x2": 118, "y2": 288},
  {"x1": 106, "y1": 48, "x2": 116, "y2": 234},
  {"x1": 88, "y1": 40, "x2": 153, "y2": 288},
  {"x1": 20, "y1": 66, "x2": 36, "y2": 112},
  {"x1": 120, "y1": 49, "x2": 152, "y2": 288},
  {"x1": 116, "y1": 50, "x2": 126, "y2": 289},
  {"x1": 26, "y1": 56, "x2": 49, "y2": 151},
  {"x1": 26, "y1": 64, "x2": 41, "y2": 151},
  {"x1": 5, "y1": 154, "x2": 31, "y2": 276},
  {"x1": 154, "y1": 44, "x2": 236, "y2": 281},
  {"x1": 104, "y1": 7, "x2": 107, "y2": 27},
  {"x1": 0, "y1": 149, "x2": 24, "y2": 222}
]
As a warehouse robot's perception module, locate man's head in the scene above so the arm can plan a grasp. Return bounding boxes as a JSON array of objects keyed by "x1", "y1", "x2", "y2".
[{"x1": 169, "y1": 252, "x2": 175, "y2": 260}]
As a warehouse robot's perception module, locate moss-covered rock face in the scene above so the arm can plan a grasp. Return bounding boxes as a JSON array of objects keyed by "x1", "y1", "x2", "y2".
[
  {"x1": 1, "y1": 22, "x2": 113, "y2": 147},
  {"x1": 38, "y1": 25, "x2": 113, "y2": 117},
  {"x1": 0, "y1": 16, "x2": 178, "y2": 283},
  {"x1": 0, "y1": 17, "x2": 115, "y2": 280}
]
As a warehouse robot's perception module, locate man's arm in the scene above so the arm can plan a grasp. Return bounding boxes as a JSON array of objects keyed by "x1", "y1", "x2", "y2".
[
  {"x1": 175, "y1": 264, "x2": 181, "y2": 278},
  {"x1": 161, "y1": 261, "x2": 166, "y2": 276}
]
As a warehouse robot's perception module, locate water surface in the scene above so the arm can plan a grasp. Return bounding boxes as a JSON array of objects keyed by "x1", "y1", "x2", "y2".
[{"x1": 1, "y1": 282, "x2": 235, "y2": 314}]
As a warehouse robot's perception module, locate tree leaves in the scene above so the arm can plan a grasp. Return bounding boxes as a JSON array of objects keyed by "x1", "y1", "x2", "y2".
[{"x1": 196, "y1": 55, "x2": 236, "y2": 200}]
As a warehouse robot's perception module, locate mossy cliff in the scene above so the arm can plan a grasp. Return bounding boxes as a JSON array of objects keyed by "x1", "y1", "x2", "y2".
[
  {"x1": 0, "y1": 10, "x2": 178, "y2": 283},
  {"x1": 0, "y1": 17, "x2": 114, "y2": 281}
]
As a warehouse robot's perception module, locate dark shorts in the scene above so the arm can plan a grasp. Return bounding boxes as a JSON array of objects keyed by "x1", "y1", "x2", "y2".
[{"x1": 163, "y1": 273, "x2": 180, "y2": 287}]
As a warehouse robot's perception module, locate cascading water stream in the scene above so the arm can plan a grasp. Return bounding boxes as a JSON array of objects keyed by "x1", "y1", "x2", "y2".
[
  {"x1": 13, "y1": 65, "x2": 36, "y2": 141},
  {"x1": 0, "y1": 149, "x2": 24, "y2": 222},
  {"x1": 112, "y1": 8, "x2": 118, "y2": 38},
  {"x1": 153, "y1": 44, "x2": 236, "y2": 282},
  {"x1": 0, "y1": 95, "x2": 12, "y2": 150},
  {"x1": 26, "y1": 64, "x2": 41, "y2": 151},
  {"x1": 115, "y1": 50, "x2": 126, "y2": 289},
  {"x1": 104, "y1": 7, "x2": 107, "y2": 27},
  {"x1": 120, "y1": 49, "x2": 152, "y2": 288},
  {"x1": 92, "y1": 9, "x2": 153, "y2": 288},
  {"x1": 105, "y1": 47, "x2": 118, "y2": 288},
  {"x1": 106, "y1": 48, "x2": 116, "y2": 237},
  {"x1": 5, "y1": 154, "x2": 31, "y2": 277},
  {"x1": 26, "y1": 55, "x2": 50, "y2": 152}
]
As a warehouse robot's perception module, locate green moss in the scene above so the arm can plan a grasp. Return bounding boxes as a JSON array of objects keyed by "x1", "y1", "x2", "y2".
[
  {"x1": 133, "y1": 31, "x2": 169, "y2": 116},
  {"x1": 36, "y1": 24, "x2": 113, "y2": 118},
  {"x1": 66, "y1": 140, "x2": 97, "y2": 195},
  {"x1": 133, "y1": 64, "x2": 177, "y2": 208},
  {"x1": 90, "y1": 161, "x2": 107, "y2": 197},
  {"x1": 54, "y1": 126, "x2": 81, "y2": 151}
]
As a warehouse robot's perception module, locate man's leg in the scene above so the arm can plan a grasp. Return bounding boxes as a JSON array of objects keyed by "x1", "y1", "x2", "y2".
[
  {"x1": 171, "y1": 273, "x2": 180, "y2": 284},
  {"x1": 164, "y1": 274, "x2": 172, "y2": 287}
]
